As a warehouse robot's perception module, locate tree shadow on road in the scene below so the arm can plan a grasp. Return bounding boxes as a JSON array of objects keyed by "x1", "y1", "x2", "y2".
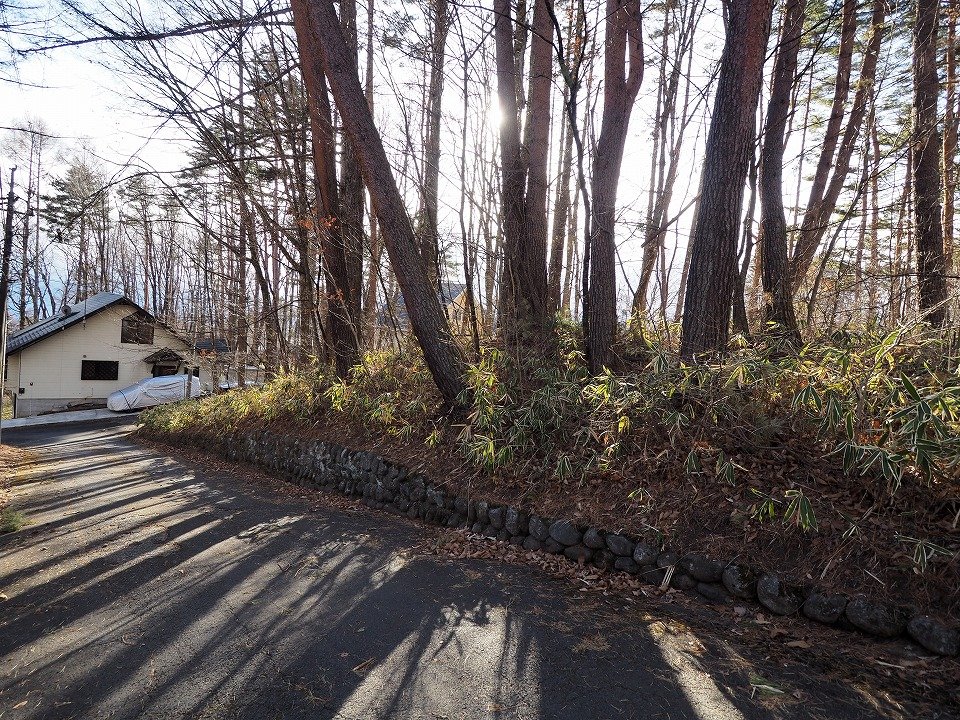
[{"x1": 0, "y1": 424, "x2": 918, "y2": 720}]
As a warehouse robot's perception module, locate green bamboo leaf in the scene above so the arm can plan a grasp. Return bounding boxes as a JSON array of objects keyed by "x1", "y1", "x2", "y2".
[{"x1": 900, "y1": 372, "x2": 922, "y2": 402}]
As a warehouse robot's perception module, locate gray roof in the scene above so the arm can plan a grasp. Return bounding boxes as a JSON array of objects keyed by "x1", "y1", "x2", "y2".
[
  {"x1": 439, "y1": 282, "x2": 467, "y2": 303},
  {"x1": 5, "y1": 292, "x2": 131, "y2": 355},
  {"x1": 193, "y1": 338, "x2": 230, "y2": 353},
  {"x1": 379, "y1": 281, "x2": 470, "y2": 327}
]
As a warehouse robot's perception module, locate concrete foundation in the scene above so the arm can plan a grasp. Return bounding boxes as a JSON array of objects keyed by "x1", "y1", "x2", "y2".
[{"x1": 14, "y1": 397, "x2": 107, "y2": 418}]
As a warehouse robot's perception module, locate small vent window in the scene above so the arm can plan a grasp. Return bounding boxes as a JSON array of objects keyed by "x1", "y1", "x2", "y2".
[
  {"x1": 81, "y1": 360, "x2": 119, "y2": 381},
  {"x1": 121, "y1": 311, "x2": 155, "y2": 344}
]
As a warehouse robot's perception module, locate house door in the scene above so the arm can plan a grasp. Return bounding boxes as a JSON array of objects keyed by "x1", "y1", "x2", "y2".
[{"x1": 152, "y1": 363, "x2": 180, "y2": 377}]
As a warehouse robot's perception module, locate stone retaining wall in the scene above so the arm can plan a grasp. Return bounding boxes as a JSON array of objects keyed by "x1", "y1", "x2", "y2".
[{"x1": 143, "y1": 425, "x2": 959, "y2": 658}]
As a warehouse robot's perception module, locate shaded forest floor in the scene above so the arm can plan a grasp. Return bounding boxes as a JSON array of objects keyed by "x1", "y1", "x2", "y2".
[{"x1": 140, "y1": 327, "x2": 960, "y2": 623}]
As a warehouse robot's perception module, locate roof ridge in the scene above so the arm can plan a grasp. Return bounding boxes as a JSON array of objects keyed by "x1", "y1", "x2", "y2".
[{"x1": 5, "y1": 292, "x2": 133, "y2": 356}]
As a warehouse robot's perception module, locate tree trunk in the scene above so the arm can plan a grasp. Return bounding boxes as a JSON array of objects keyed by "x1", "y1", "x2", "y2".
[
  {"x1": 521, "y1": 0, "x2": 554, "y2": 321},
  {"x1": 547, "y1": 100, "x2": 574, "y2": 310},
  {"x1": 547, "y1": 4, "x2": 578, "y2": 311},
  {"x1": 362, "y1": 0, "x2": 381, "y2": 345},
  {"x1": 735, "y1": 148, "x2": 759, "y2": 337},
  {"x1": 758, "y1": 0, "x2": 805, "y2": 339},
  {"x1": 804, "y1": 0, "x2": 856, "y2": 216},
  {"x1": 338, "y1": 0, "x2": 366, "y2": 354},
  {"x1": 868, "y1": 119, "x2": 880, "y2": 319},
  {"x1": 790, "y1": 0, "x2": 886, "y2": 290},
  {"x1": 291, "y1": 0, "x2": 362, "y2": 376},
  {"x1": 419, "y1": 0, "x2": 449, "y2": 282},
  {"x1": 585, "y1": 0, "x2": 643, "y2": 371},
  {"x1": 914, "y1": 0, "x2": 947, "y2": 325},
  {"x1": 19, "y1": 181, "x2": 31, "y2": 327},
  {"x1": 0, "y1": 169, "x2": 16, "y2": 323},
  {"x1": 297, "y1": 0, "x2": 467, "y2": 404},
  {"x1": 942, "y1": 7, "x2": 957, "y2": 278},
  {"x1": 680, "y1": 0, "x2": 773, "y2": 359},
  {"x1": 494, "y1": 0, "x2": 548, "y2": 338}
]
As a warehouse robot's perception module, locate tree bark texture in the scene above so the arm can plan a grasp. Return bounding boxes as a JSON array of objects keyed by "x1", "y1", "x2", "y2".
[
  {"x1": 914, "y1": 0, "x2": 948, "y2": 325},
  {"x1": 758, "y1": 0, "x2": 805, "y2": 338},
  {"x1": 291, "y1": 0, "x2": 361, "y2": 377},
  {"x1": 420, "y1": 0, "x2": 449, "y2": 282},
  {"x1": 494, "y1": 0, "x2": 548, "y2": 338},
  {"x1": 944, "y1": 8, "x2": 958, "y2": 276},
  {"x1": 337, "y1": 0, "x2": 365, "y2": 353},
  {"x1": 680, "y1": 0, "x2": 773, "y2": 359},
  {"x1": 521, "y1": 0, "x2": 554, "y2": 319},
  {"x1": 585, "y1": 0, "x2": 643, "y2": 371},
  {"x1": 547, "y1": 98, "x2": 574, "y2": 310}
]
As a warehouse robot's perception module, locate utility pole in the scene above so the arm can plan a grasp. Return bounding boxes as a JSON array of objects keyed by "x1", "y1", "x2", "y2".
[
  {"x1": 0, "y1": 167, "x2": 17, "y2": 443},
  {"x1": 0, "y1": 168, "x2": 16, "y2": 313}
]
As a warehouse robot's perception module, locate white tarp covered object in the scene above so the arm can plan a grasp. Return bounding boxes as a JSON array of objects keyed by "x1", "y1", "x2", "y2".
[{"x1": 107, "y1": 375, "x2": 201, "y2": 412}]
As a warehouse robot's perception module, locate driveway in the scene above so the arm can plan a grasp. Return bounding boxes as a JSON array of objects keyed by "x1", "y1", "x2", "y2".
[{"x1": 0, "y1": 420, "x2": 944, "y2": 719}]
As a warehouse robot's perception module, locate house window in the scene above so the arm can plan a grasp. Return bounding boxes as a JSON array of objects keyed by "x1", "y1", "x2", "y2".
[
  {"x1": 121, "y1": 312, "x2": 155, "y2": 344},
  {"x1": 81, "y1": 360, "x2": 119, "y2": 381}
]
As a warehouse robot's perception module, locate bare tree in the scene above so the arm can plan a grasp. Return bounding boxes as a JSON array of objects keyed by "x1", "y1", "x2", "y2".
[
  {"x1": 790, "y1": 0, "x2": 887, "y2": 291},
  {"x1": 494, "y1": 0, "x2": 550, "y2": 339},
  {"x1": 419, "y1": 0, "x2": 450, "y2": 282},
  {"x1": 292, "y1": 0, "x2": 361, "y2": 375},
  {"x1": 758, "y1": 0, "x2": 805, "y2": 338}
]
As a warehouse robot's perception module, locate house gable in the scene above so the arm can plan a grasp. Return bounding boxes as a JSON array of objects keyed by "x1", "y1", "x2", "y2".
[{"x1": 6, "y1": 302, "x2": 193, "y2": 413}]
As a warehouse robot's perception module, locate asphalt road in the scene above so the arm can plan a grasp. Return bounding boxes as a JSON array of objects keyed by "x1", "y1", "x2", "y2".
[{"x1": 0, "y1": 420, "x2": 937, "y2": 720}]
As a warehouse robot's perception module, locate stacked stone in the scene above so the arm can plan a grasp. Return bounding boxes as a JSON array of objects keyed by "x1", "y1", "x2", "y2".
[{"x1": 140, "y1": 425, "x2": 960, "y2": 658}]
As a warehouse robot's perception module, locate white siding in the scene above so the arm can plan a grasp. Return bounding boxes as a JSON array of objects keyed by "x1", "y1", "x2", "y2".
[{"x1": 4, "y1": 352, "x2": 19, "y2": 387}]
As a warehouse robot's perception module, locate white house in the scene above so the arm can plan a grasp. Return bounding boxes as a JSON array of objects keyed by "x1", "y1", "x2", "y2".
[{"x1": 3, "y1": 292, "x2": 204, "y2": 418}]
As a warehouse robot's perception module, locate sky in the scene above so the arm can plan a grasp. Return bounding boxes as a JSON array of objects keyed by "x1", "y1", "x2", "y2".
[{"x1": 1, "y1": 44, "x2": 193, "y2": 186}]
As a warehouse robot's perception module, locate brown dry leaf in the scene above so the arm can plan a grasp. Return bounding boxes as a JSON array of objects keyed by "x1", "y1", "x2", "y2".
[{"x1": 786, "y1": 640, "x2": 811, "y2": 649}]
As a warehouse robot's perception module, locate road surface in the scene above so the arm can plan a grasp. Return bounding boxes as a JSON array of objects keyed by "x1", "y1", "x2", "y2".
[{"x1": 0, "y1": 420, "x2": 940, "y2": 719}]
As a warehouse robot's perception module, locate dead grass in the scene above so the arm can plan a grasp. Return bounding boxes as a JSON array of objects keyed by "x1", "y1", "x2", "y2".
[
  {"x1": 0, "y1": 444, "x2": 35, "y2": 504},
  {"x1": 0, "y1": 444, "x2": 35, "y2": 533},
  {"x1": 139, "y1": 331, "x2": 960, "y2": 623},
  {"x1": 0, "y1": 507, "x2": 26, "y2": 533}
]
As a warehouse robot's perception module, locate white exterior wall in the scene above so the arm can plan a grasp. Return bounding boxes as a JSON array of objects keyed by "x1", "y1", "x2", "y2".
[{"x1": 7, "y1": 304, "x2": 196, "y2": 417}]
